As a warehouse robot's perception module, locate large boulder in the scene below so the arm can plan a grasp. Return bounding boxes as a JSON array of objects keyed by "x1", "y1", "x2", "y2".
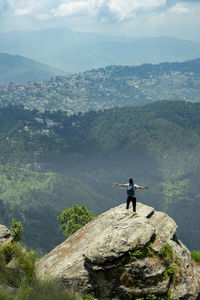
[{"x1": 36, "y1": 203, "x2": 200, "y2": 299}]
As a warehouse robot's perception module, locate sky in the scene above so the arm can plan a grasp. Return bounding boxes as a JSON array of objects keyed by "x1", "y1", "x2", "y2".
[{"x1": 0, "y1": 0, "x2": 200, "y2": 41}]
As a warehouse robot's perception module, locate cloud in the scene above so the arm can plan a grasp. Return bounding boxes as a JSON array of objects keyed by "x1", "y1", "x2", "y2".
[
  {"x1": 51, "y1": 0, "x2": 106, "y2": 18},
  {"x1": 167, "y1": 2, "x2": 190, "y2": 14},
  {"x1": 36, "y1": 13, "x2": 52, "y2": 20},
  {"x1": 107, "y1": 0, "x2": 167, "y2": 21},
  {"x1": 51, "y1": 0, "x2": 168, "y2": 21},
  {"x1": 161, "y1": 1, "x2": 200, "y2": 18},
  {"x1": 0, "y1": 0, "x2": 200, "y2": 42},
  {"x1": 1, "y1": 0, "x2": 199, "y2": 21},
  {"x1": 4, "y1": 0, "x2": 42, "y2": 16},
  {"x1": 140, "y1": 1, "x2": 200, "y2": 41},
  {"x1": 1, "y1": 0, "x2": 56, "y2": 17},
  {"x1": 52, "y1": 1, "x2": 88, "y2": 17},
  {"x1": 50, "y1": 0, "x2": 199, "y2": 23}
]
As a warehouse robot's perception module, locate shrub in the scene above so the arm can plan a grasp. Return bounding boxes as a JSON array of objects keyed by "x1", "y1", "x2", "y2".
[
  {"x1": 0, "y1": 241, "x2": 35, "y2": 287},
  {"x1": 158, "y1": 243, "x2": 173, "y2": 264},
  {"x1": 128, "y1": 249, "x2": 145, "y2": 262},
  {"x1": 15, "y1": 247, "x2": 35, "y2": 283},
  {"x1": 127, "y1": 243, "x2": 153, "y2": 263},
  {"x1": 58, "y1": 204, "x2": 94, "y2": 238},
  {"x1": 191, "y1": 250, "x2": 200, "y2": 265},
  {"x1": 0, "y1": 246, "x2": 7, "y2": 275},
  {"x1": 0, "y1": 288, "x2": 13, "y2": 300},
  {"x1": 163, "y1": 263, "x2": 176, "y2": 284},
  {"x1": 1, "y1": 242, "x2": 15, "y2": 263},
  {"x1": 10, "y1": 220, "x2": 23, "y2": 242}
]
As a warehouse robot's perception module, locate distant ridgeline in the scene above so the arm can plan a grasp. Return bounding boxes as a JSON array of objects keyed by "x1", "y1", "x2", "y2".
[
  {"x1": 0, "y1": 101, "x2": 200, "y2": 251},
  {"x1": 0, "y1": 53, "x2": 61, "y2": 84},
  {"x1": 0, "y1": 59, "x2": 200, "y2": 113}
]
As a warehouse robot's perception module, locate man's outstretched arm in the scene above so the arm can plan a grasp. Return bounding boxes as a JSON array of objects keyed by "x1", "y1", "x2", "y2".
[
  {"x1": 114, "y1": 183, "x2": 128, "y2": 187},
  {"x1": 137, "y1": 186, "x2": 148, "y2": 190}
]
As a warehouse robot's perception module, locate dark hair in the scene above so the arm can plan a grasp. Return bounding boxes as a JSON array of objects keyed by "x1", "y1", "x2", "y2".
[{"x1": 129, "y1": 178, "x2": 133, "y2": 184}]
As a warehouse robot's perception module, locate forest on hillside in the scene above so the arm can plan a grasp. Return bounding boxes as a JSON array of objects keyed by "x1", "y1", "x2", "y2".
[
  {"x1": 0, "y1": 59, "x2": 200, "y2": 113},
  {"x1": 0, "y1": 101, "x2": 200, "y2": 252}
]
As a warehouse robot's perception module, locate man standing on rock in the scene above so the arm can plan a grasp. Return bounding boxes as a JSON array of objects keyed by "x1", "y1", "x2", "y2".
[{"x1": 114, "y1": 178, "x2": 148, "y2": 212}]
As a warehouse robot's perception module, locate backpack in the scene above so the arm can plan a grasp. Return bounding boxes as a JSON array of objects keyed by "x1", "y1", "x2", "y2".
[{"x1": 127, "y1": 184, "x2": 135, "y2": 196}]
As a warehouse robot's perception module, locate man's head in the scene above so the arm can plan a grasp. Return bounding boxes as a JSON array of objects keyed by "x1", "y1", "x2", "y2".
[{"x1": 129, "y1": 178, "x2": 133, "y2": 184}]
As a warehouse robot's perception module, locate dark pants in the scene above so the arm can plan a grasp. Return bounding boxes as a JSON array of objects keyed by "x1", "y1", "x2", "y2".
[{"x1": 126, "y1": 196, "x2": 136, "y2": 212}]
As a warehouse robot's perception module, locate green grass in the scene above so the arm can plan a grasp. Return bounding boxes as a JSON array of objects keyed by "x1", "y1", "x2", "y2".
[{"x1": 0, "y1": 278, "x2": 84, "y2": 300}]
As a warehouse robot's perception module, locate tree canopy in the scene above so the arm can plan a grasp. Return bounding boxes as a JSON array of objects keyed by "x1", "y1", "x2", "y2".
[
  {"x1": 57, "y1": 204, "x2": 94, "y2": 238},
  {"x1": 1, "y1": 101, "x2": 200, "y2": 250}
]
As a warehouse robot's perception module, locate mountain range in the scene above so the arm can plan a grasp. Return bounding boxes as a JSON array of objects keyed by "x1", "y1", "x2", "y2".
[
  {"x1": 0, "y1": 28, "x2": 200, "y2": 73},
  {"x1": 0, "y1": 53, "x2": 62, "y2": 84},
  {"x1": 0, "y1": 29, "x2": 200, "y2": 253}
]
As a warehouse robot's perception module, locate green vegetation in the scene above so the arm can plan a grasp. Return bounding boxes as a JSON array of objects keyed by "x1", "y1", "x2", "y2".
[
  {"x1": 10, "y1": 219, "x2": 23, "y2": 242},
  {"x1": 0, "y1": 221, "x2": 93, "y2": 300},
  {"x1": 1, "y1": 101, "x2": 200, "y2": 250},
  {"x1": 158, "y1": 244, "x2": 180, "y2": 286},
  {"x1": 0, "y1": 223, "x2": 35, "y2": 287},
  {"x1": 58, "y1": 204, "x2": 94, "y2": 238},
  {"x1": 119, "y1": 242, "x2": 180, "y2": 299},
  {"x1": 163, "y1": 263, "x2": 176, "y2": 284},
  {"x1": 82, "y1": 295, "x2": 95, "y2": 300},
  {"x1": 0, "y1": 59, "x2": 200, "y2": 113},
  {"x1": 0, "y1": 164, "x2": 106, "y2": 251},
  {"x1": 0, "y1": 279, "x2": 83, "y2": 300},
  {"x1": 135, "y1": 293, "x2": 170, "y2": 300},
  {"x1": 126, "y1": 243, "x2": 153, "y2": 263},
  {"x1": 191, "y1": 250, "x2": 200, "y2": 265},
  {"x1": 120, "y1": 243, "x2": 177, "y2": 299},
  {"x1": 0, "y1": 165, "x2": 103, "y2": 212},
  {"x1": 158, "y1": 244, "x2": 173, "y2": 265}
]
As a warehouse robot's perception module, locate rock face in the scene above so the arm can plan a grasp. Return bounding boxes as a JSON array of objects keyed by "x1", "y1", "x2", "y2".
[
  {"x1": 0, "y1": 225, "x2": 11, "y2": 243},
  {"x1": 36, "y1": 203, "x2": 200, "y2": 299}
]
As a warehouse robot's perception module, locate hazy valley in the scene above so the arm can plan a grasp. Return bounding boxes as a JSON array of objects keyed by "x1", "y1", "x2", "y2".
[
  {"x1": 0, "y1": 101, "x2": 200, "y2": 252},
  {"x1": 1, "y1": 28, "x2": 200, "y2": 73},
  {"x1": 0, "y1": 32, "x2": 200, "y2": 263}
]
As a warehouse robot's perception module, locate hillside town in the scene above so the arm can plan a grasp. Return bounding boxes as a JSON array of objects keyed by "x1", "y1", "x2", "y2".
[{"x1": 0, "y1": 61, "x2": 200, "y2": 114}]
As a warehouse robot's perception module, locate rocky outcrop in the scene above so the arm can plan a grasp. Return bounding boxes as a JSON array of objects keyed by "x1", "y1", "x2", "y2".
[
  {"x1": 36, "y1": 203, "x2": 200, "y2": 299},
  {"x1": 0, "y1": 224, "x2": 11, "y2": 243}
]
